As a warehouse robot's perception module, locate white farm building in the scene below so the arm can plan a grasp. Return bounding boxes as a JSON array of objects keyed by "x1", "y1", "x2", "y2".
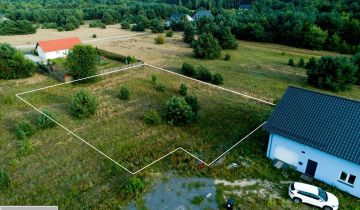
[{"x1": 35, "y1": 37, "x2": 81, "y2": 61}]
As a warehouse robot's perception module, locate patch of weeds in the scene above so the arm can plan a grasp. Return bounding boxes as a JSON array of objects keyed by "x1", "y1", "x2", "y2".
[
  {"x1": 18, "y1": 139, "x2": 34, "y2": 156},
  {"x1": 190, "y1": 195, "x2": 204, "y2": 205},
  {"x1": 187, "y1": 181, "x2": 206, "y2": 191},
  {"x1": 0, "y1": 169, "x2": 10, "y2": 191},
  {"x1": 9, "y1": 159, "x2": 20, "y2": 170},
  {"x1": 2, "y1": 95, "x2": 13, "y2": 105},
  {"x1": 155, "y1": 83, "x2": 166, "y2": 92}
]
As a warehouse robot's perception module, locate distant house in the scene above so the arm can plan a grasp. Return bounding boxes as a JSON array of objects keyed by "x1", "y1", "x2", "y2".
[
  {"x1": 239, "y1": 3, "x2": 252, "y2": 10},
  {"x1": 166, "y1": 13, "x2": 193, "y2": 27},
  {"x1": 193, "y1": 10, "x2": 213, "y2": 21},
  {"x1": 264, "y1": 86, "x2": 360, "y2": 198},
  {"x1": 35, "y1": 37, "x2": 81, "y2": 61}
]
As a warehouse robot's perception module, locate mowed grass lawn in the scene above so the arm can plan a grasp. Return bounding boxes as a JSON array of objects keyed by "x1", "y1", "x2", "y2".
[
  {"x1": 160, "y1": 40, "x2": 360, "y2": 102},
  {"x1": 20, "y1": 66, "x2": 272, "y2": 172}
]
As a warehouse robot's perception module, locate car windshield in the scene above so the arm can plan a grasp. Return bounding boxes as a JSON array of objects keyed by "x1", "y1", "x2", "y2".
[{"x1": 318, "y1": 188, "x2": 328, "y2": 201}]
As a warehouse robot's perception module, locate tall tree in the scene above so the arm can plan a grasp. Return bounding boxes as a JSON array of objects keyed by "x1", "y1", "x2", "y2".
[{"x1": 67, "y1": 45, "x2": 98, "y2": 82}]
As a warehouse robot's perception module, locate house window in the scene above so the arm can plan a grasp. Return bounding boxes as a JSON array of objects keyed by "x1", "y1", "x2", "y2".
[{"x1": 339, "y1": 171, "x2": 356, "y2": 186}]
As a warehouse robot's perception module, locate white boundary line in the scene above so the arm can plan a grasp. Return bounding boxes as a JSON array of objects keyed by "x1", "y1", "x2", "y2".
[{"x1": 16, "y1": 63, "x2": 274, "y2": 175}]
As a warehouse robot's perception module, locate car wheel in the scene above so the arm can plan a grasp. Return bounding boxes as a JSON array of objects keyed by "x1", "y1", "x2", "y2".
[
  {"x1": 323, "y1": 206, "x2": 333, "y2": 210},
  {"x1": 293, "y1": 197, "x2": 302, "y2": 204}
]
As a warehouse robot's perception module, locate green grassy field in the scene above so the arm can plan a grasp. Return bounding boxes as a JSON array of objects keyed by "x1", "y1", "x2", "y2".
[{"x1": 0, "y1": 40, "x2": 359, "y2": 209}]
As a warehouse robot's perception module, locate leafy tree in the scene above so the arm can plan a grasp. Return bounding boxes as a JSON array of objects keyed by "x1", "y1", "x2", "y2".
[
  {"x1": 181, "y1": 62, "x2": 196, "y2": 77},
  {"x1": 307, "y1": 56, "x2": 357, "y2": 91},
  {"x1": 0, "y1": 169, "x2": 10, "y2": 191},
  {"x1": 149, "y1": 19, "x2": 164, "y2": 33},
  {"x1": 131, "y1": 22, "x2": 145, "y2": 32},
  {"x1": 305, "y1": 57, "x2": 318, "y2": 70},
  {"x1": 67, "y1": 45, "x2": 98, "y2": 82},
  {"x1": 15, "y1": 121, "x2": 35, "y2": 140},
  {"x1": 0, "y1": 43, "x2": 36, "y2": 80},
  {"x1": 197, "y1": 66, "x2": 213, "y2": 82},
  {"x1": 144, "y1": 109, "x2": 161, "y2": 125},
  {"x1": 183, "y1": 22, "x2": 195, "y2": 43},
  {"x1": 38, "y1": 110, "x2": 57, "y2": 129},
  {"x1": 165, "y1": 96, "x2": 195, "y2": 126},
  {"x1": 304, "y1": 25, "x2": 328, "y2": 50},
  {"x1": 69, "y1": 90, "x2": 98, "y2": 119},
  {"x1": 118, "y1": 87, "x2": 130, "y2": 100},
  {"x1": 0, "y1": 20, "x2": 36, "y2": 35},
  {"x1": 179, "y1": 83, "x2": 188, "y2": 96},
  {"x1": 101, "y1": 12, "x2": 114, "y2": 25},
  {"x1": 327, "y1": 33, "x2": 342, "y2": 52},
  {"x1": 192, "y1": 33, "x2": 221, "y2": 59},
  {"x1": 212, "y1": 73, "x2": 224, "y2": 84},
  {"x1": 298, "y1": 58, "x2": 305, "y2": 67}
]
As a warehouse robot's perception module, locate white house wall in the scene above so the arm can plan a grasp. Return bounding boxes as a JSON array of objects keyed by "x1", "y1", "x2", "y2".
[
  {"x1": 37, "y1": 46, "x2": 70, "y2": 61},
  {"x1": 267, "y1": 133, "x2": 360, "y2": 198}
]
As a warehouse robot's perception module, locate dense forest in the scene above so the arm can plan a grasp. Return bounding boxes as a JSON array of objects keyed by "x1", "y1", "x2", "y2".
[{"x1": 0, "y1": 0, "x2": 360, "y2": 53}]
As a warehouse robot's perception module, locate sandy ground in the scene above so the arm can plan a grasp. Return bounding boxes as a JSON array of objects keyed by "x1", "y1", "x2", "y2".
[
  {"x1": 0, "y1": 23, "x2": 191, "y2": 65},
  {"x1": 0, "y1": 23, "x2": 133, "y2": 46},
  {"x1": 95, "y1": 32, "x2": 192, "y2": 65}
]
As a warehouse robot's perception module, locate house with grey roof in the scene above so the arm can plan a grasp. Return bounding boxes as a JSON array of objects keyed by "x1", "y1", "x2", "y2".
[
  {"x1": 264, "y1": 86, "x2": 360, "y2": 198},
  {"x1": 166, "y1": 13, "x2": 193, "y2": 27},
  {"x1": 193, "y1": 10, "x2": 213, "y2": 21}
]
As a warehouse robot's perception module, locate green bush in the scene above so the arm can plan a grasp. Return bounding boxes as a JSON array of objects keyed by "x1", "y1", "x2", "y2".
[
  {"x1": 124, "y1": 177, "x2": 146, "y2": 195},
  {"x1": 149, "y1": 19, "x2": 164, "y2": 33},
  {"x1": 131, "y1": 22, "x2": 145, "y2": 32},
  {"x1": 288, "y1": 58, "x2": 295, "y2": 66},
  {"x1": 165, "y1": 96, "x2": 195, "y2": 126},
  {"x1": 183, "y1": 22, "x2": 195, "y2": 43},
  {"x1": 181, "y1": 62, "x2": 196, "y2": 77},
  {"x1": 121, "y1": 21, "x2": 130, "y2": 29},
  {"x1": 92, "y1": 34, "x2": 97, "y2": 38},
  {"x1": 154, "y1": 35, "x2": 165, "y2": 45},
  {"x1": 197, "y1": 66, "x2": 213, "y2": 82},
  {"x1": 0, "y1": 169, "x2": 10, "y2": 191},
  {"x1": 166, "y1": 29, "x2": 174, "y2": 37},
  {"x1": 67, "y1": 44, "x2": 98, "y2": 82},
  {"x1": 151, "y1": 75, "x2": 157, "y2": 84},
  {"x1": 18, "y1": 139, "x2": 34, "y2": 156},
  {"x1": 185, "y1": 95, "x2": 200, "y2": 114},
  {"x1": 224, "y1": 53, "x2": 231, "y2": 61},
  {"x1": 15, "y1": 121, "x2": 35, "y2": 140},
  {"x1": 118, "y1": 87, "x2": 130, "y2": 100},
  {"x1": 307, "y1": 56, "x2": 357, "y2": 91},
  {"x1": 156, "y1": 83, "x2": 166, "y2": 92},
  {"x1": 305, "y1": 57, "x2": 318, "y2": 70},
  {"x1": 351, "y1": 52, "x2": 360, "y2": 84},
  {"x1": 298, "y1": 57, "x2": 305, "y2": 67},
  {"x1": 144, "y1": 109, "x2": 161, "y2": 125},
  {"x1": 179, "y1": 83, "x2": 188, "y2": 96},
  {"x1": 192, "y1": 33, "x2": 221, "y2": 59},
  {"x1": 69, "y1": 90, "x2": 98, "y2": 119},
  {"x1": 212, "y1": 73, "x2": 224, "y2": 84},
  {"x1": 38, "y1": 110, "x2": 57, "y2": 129}
]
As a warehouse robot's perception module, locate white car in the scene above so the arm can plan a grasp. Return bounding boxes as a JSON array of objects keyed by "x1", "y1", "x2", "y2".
[{"x1": 288, "y1": 182, "x2": 339, "y2": 210}]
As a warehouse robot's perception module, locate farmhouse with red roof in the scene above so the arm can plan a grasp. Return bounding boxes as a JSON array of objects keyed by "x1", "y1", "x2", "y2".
[{"x1": 35, "y1": 37, "x2": 81, "y2": 61}]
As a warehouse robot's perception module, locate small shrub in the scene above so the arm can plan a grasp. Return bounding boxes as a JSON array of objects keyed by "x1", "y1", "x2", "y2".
[
  {"x1": 18, "y1": 139, "x2": 34, "y2": 156},
  {"x1": 38, "y1": 110, "x2": 57, "y2": 129},
  {"x1": 15, "y1": 121, "x2": 35, "y2": 140},
  {"x1": 151, "y1": 75, "x2": 157, "y2": 84},
  {"x1": 185, "y1": 95, "x2": 200, "y2": 114},
  {"x1": 118, "y1": 87, "x2": 130, "y2": 100},
  {"x1": 125, "y1": 56, "x2": 137, "y2": 64},
  {"x1": 212, "y1": 73, "x2": 224, "y2": 85},
  {"x1": 281, "y1": 52, "x2": 286, "y2": 55},
  {"x1": 197, "y1": 66, "x2": 213, "y2": 82},
  {"x1": 224, "y1": 53, "x2": 231, "y2": 61},
  {"x1": 57, "y1": 27, "x2": 64, "y2": 32},
  {"x1": 166, "y1": 30, "x2": 174, "y2": 37},
  {"x1": 288, "y1": 58, "x2": 295, "y2": 66},
  {"x1": 156, "y1": 83, "x2": 166, "y2": 92},
  {"x1": 154, "y1": 35, "x2": 165, "y2": 45},
  {"x1": 69, "y1": 90, "x2": 98, "y2": 119},
  {"x1": 92, "y1": 34, "x2": 97, "y2": 38},
  {"x1": 181, "y1": 62, "x2": 196, "y2": 77},
  {"x1": 144, "y1": 109, "x2": 161, "y2": 125},
  {"x1": 124, "y1": 177, "x2": 146, "y2": 195},
  {"x1": 0, "y1": 169, "x2": 10, "y2": 191},
  {"x1": 298, "y1": 57, "x2": 305, "y2": 67},
  {"x1": 121, "y1": 21, "x2": 130, "y2": 29},
  {"x1": 179, "y1": 83, "x2": 188, "y2": 96},
  {"x1": 165, "y1": 96, "x2": 194, "y2": 126}
]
